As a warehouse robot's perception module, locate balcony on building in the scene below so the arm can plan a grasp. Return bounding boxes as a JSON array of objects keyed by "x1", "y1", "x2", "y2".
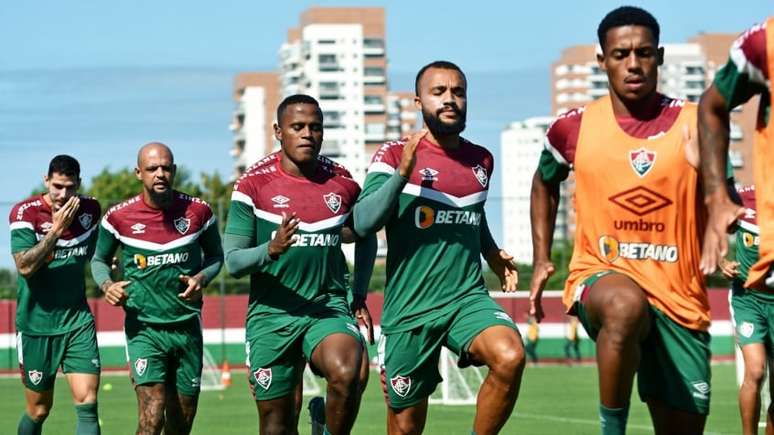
[
  {"x1": 233, "y1": 130, "x2": 246, "y2": 145},
  {"x1": 318, "y1": 54, "x2": 341, "y2": 72},
  {"x1": 730, "y1": 122, "x2": 743, "y2": 141},
  {"x1": 364, "y1": 95, "x2": 386, "y2": 113},
  {"x1": 363, "y1": 38, "x2": 385, "y2": 57},
  {"x1": 321, "y1": 139, "x2": 342, "y2": 157},
  {"x1": 323, "y1": 111, "x2": 344, "y2": 129},
  {"x1": 364, "y1": 67, "x2": 386, "y2": 85},
  {"x1": 365, "y1": 123, "x2": 386, "y2": 142},
  {"x1": 386, "y1": 126, "x2": 401, "y2": 141},
  {"x1": 729, "y1": 150, "x2": 744, "y2": 168},
  {"x1": 319, "y1": 82, "x2": 342, "y2": 100}
]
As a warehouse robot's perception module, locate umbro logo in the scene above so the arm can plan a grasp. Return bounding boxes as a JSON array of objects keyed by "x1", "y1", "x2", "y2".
[
  {"x1": 419, "y1": 167, "x2": 439, "y2": 182},
  {"x1": 131, "y1": 223, "x2": 146, "y2": 234},
  {"x1": 271, "y1": 195, "x2": 290, "y2": 208}
]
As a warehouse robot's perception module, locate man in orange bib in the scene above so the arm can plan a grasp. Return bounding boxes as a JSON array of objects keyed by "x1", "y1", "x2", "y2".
[{"x1": 530, "y1": 7, "x2": 710, "y2": 435}]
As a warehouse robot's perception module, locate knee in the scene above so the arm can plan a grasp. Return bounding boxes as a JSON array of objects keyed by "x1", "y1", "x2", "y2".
[
  {"x1": 391, "y1": 415, "x2": 423, "y2": 435},
  {"x1": 262, "y1": 420, "x2": 292, "y2": 435},
  {"x1": 72, "y1": 389, "x2": 98, "y2": 405},
  {"x1": 488, "y1": 346, "x2": 526, "y2": 381},
  {"x1": 27, "y1": 404, "x2": 51, "y2": 422},
  {"x1": 743, "y1": 362, "x2": 767, "y2": 387},
  {"x1": 325, "y1": 359, "x2": 360, "y2": 390},
  {"x1": 602, "y1": 292, "x2": 649, "y2": 338}
]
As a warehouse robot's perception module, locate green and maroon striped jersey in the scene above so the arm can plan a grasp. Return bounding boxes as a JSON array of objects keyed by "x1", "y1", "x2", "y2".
[
  {"x1": 714, "y1": 21, "x2": 770, "y2": 118},
  {"x1": 95, "y1": 192, "x2": 218, "y2": 324},
  {"x1": 360, "y1": 138, "x2": 493, "y2": 334},
  {"x1": 9, "y1": 195, "x2": 100, "y2": 335},
  {"x1": 225, "y1": 155, "x2": 360, "y2": 331},
  {"x1": 734, "y1": 185, "x2": 760, "y2": 285}
]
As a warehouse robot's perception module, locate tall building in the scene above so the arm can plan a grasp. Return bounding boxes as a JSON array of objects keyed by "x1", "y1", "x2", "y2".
[
  {"x1": 277, "y1": 7, "x2": 389, "y2": 183},
  {"x1": 230, "y1": 72, "x2": 280, "y2": 178},
  {"x1": 231, "y1": 7, "x2": 418, "y2": 183},
  {"x1": 500, "y1": 117, "x2": 567, "y2": 264}
]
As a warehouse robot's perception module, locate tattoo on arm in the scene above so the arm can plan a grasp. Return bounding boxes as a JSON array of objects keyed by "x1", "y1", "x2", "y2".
[{"x1": 13, "y1": 230, "x2": 61, "y2": 277}]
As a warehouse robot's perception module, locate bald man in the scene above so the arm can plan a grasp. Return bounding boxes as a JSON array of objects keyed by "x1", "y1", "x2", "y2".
[{"x1": 91, "y1": 142, "x2": 223, "y2": 434}]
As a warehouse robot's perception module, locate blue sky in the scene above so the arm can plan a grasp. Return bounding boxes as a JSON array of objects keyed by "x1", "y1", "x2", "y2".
[{"x1": 1, "y1": 1, "x2": 772, "y2": 267}]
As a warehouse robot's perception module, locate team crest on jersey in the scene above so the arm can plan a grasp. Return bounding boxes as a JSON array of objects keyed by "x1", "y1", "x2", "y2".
[
  {"x1": 390, "y1": 375, "x2": 411, "y2": 397},
  {"x1": 419, "y1": 167, "x2": 439, "y2": 182},
  {"x1": 134, "y1": 358, "x2": 148, "y2": 376},
  {"x1": 253, "y1": 368, "x2": 272, "y2": 390},
  {"x1": 739, "y1": 321, "x2": 755, "y2": 338},
  {"x1": 41, "y1": 222, "x2": 53, "y2": 233},
  {"x1": 131, "y1": 223, "x2": 146, "y2": 234},
  {"x1": 629, "y1": 148, "x2": 657, "y2": 178},
  {"x1": 271, "y1": 195, "x2": 290, "y2": 208},
  {"x1": 323, "y1": 193, "x2": 342, "y2": 214},
  {"x1": 174, "y1": 217, "x2": 191, "y2": 235},
  {"x1": 28, "y1": 370, "x2": 43, "y2": 386},
  {"x1": 472, "y1": 165, "x2": 488, "y2": 188},
  {"x1": 78, "y1": 213, "x2": 93, "y2": 229}
]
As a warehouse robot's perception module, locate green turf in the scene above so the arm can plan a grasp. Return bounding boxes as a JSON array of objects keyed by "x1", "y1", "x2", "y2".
[{"x1": 0, "y1": 363, "x2": 742, "y2": 434}]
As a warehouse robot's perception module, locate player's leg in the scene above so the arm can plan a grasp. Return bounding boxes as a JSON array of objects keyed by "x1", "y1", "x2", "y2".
[
  {"x1": 448, "y1": 296, "x2": 524, "y2": 435},
  {"x1": 135, "y1": 383, "x2": 167, "y2": 435},
  {"x1": 248, "y1": 322, "x2": 305, "y2": 435},
  {"x1": 126, "y1": 321, "x2": 170, "y2": 434},
  {"x1": 767, "y1": 356, "x2": 774, "y2": 435},
  {"x1": 731, "y1": 287, "x2": 770, "y2": 435},
  {"x1": 639, "y1": 308, "x2": 710, "y2": 435},
  {"x1": 163, "y1": 320, "x2": 202, "y2": 434},
  {"x1": 63, "y1": 321, "x2": 102, "y2": 435},
  {"x1": 306, "y1": 316, "x2": 363, "y2": 434},
  {"x1": 380, "y1": 319, "x2": 445, "y2": 435},
  {"x1": 580, "y1": 271, "x2": 651, "y2": 434},
  {"x1": 17, "y1": 332, "x2": 59, "y2": 435}
]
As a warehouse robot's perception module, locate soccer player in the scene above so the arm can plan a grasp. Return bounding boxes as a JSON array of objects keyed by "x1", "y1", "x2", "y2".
[
  {"x1": 716, "y1": 185, "x2": 774, "y2": 434},
  {"x1": 223, "y1": 94, "x2": 376, "y2": 435},
  {"x1": 529, "y1": 7, "x2": 710, "y2": 435},
  {"x1": 91, "y1": 142, "x2": 223, "y2": 434},
  {"x1": 353, "y1": 60, "x2": 524, "y2": 435},
  {"x1": 700, "y1": 20, "x2": 774, "y2": 286},
  {"x1": 10, "y1": 155, "x2": 102, "y2": 435}
]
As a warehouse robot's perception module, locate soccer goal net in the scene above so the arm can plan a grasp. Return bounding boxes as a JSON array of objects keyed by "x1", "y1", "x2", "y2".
[
  {"x1": 201, "y1": 347, "x2": 225, "y2": 391},
  {"x1": 303, "y1": 364, "x2": 323, "y2": 396}
]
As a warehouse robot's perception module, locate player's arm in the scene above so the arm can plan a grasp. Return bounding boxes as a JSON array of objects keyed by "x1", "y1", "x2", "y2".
[
  {"x1": 12, "y1": 196, "x2": 80, "y2": 278},
  {"x1": 480, "y1": 212, "x2": 518, "y2": 292},
  {"x1": 178, "y1": 220, "x2": 224, "y2": 302},
  {"x1": 353, "y1": 131, "x2": 426, "y2": 236},
  {"x1": 223, "y1": 196, "x2": 298, "y2": 277},
  {"x1": 528, "y1": 150, "x2": 566, "y2": 321},
  {"x1": 91, "y1": 217, "x2": 130, "y2": 305},
  {"x1": 351, "y1": 228, "x2": 377, "y2": 344}
]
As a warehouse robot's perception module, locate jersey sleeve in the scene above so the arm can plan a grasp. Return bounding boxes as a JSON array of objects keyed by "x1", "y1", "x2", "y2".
[
  {"x1": 714, "y1": 22, "x2": 769, "y2": 110},
  {"x1": 361, "y1": 141, "x2": 403, "y2": 198},
  {"x1": 9, "y1": 202, "x2": 37, "y2": 254},
  {"x1": 91, "y1": 214, "x2": 121, "y2": 286},
  {"x1": 538, "y1": 110, "x2": 581, "y2": 184},
  {"x1": 225, "y1": 179, "x2": 258, "y2": 238}
]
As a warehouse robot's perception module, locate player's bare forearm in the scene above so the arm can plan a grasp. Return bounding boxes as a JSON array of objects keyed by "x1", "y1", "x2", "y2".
[
  {"x1": 698, "y1": 84, "x2": 731, "y2": 199},
  {"x1": 530, "y1": 170, "x2": 559, "y2": 264},
  {"x1": 13, "y1": 229, "x2": 61, "y2": 278}
]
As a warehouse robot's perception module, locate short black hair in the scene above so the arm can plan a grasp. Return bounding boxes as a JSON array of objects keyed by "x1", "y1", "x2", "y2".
[
  {"x1": 597, "y1": 6, "x2": 660, "y2": 51},
  {"x1": 276, "y1": 94, "x2": 321, "y2": 125},
  {"x1": 414, "y1": 60, "x2": 466, "y2": 96},
  {"x1": 48, "y1": 155, "x2": 80, "y2": 178}
]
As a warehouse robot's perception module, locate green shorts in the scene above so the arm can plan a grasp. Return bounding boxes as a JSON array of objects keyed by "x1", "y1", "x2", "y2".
[
  {"x1": 125, "y1": 316, "x2": 203, "y2": 397},
  {"x1": 731, "y1": 281, "x2": 774, "y2": 352},
  {"x1": 379, "y1": 293, "x2": 518, "y2": 409},
  {"x1": 574, "y1": 271, "x2": 711, "y2": 415},
  {"x1": 17, "y1": 321, "x2": 101, "y2": 392},
  {"x1": 246, "y1": 305, "x2": 362, "y2": 401}
]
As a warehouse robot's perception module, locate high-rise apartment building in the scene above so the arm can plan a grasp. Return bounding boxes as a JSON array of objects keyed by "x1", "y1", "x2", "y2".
[{"x1": 230, "y1": 72, "x2": 280, "y2": 179}]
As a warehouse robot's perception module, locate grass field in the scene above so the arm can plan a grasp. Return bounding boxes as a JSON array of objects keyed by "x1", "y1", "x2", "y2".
[{"x1": 0, "y1": 363, "x2": 742, "y2": 434}]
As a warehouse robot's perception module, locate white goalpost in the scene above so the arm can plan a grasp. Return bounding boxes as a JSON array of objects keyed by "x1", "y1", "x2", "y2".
[{"x1": 200, "y1": 347, "x2": 226, "y2": 391}]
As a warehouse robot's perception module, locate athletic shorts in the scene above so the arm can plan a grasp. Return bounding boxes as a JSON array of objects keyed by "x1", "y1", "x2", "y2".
[
  {"x1": 125, "y1": 316, "x2": 203, "y2": 397},
  {"x1": 17, "y1": 321, "x2": 101, "y2": 392},
  {"x1": 246, "y1": 304, "x2": 362, "y2": 401},
  {"x1": 731, "y1": 280, "x2": 774, "y2": 352},
  {"x1": 378, "y1": 292, "x2": 518, "y2": 409},
  {"x1": 574, "y1": 271, "x2": 711, "y2": 415}
]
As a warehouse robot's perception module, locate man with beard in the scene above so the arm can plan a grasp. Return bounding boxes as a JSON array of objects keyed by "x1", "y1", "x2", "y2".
[
  {"x1": 353, "y1": 61, "x2": 525, "y2": 435},
  {"x1": 11, "y1": 155, "x2": 102, "y2": 435},
  {"x1": 530, "y1": 7, "x2": 710, "y2": 435},
  {"x1": 91, "y1": 142, "x2": 223, "y2": 435}
]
